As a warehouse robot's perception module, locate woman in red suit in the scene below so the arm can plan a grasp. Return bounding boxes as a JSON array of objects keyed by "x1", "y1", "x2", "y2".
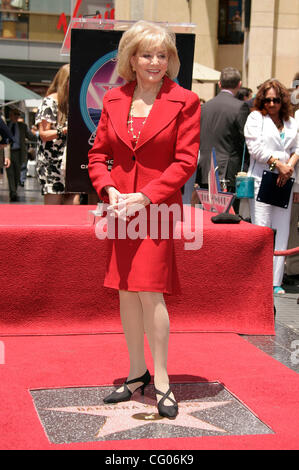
[{"x1": 88, "y1": 20, "x2": 200, "y2": 419}]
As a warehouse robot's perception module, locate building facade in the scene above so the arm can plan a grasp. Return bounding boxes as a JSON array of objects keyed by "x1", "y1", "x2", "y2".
[
  {"x1": 0, "y1": 0, "x2": 298, "y2": 100},
  {"x1": 0, "y1": 0, "x2": 115, "y2": 95},
  {"x1": 116, "y1": 0, "x2": 299, "y2": 100}
]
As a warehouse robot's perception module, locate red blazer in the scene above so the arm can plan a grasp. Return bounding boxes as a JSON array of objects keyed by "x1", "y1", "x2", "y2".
[{"x1": 88, "y1": 76, "x2": 201, "y2": 209}]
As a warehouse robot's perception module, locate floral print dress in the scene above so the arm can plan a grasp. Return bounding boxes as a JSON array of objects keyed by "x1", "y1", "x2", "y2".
[{"x1": 35, "y1": 96, "x2": 67, "y2": 195}]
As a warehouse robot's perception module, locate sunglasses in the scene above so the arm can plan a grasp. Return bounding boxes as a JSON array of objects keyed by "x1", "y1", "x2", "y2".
[{"x1": 264, "y1": 97, "x2": 281, "y2": 104}]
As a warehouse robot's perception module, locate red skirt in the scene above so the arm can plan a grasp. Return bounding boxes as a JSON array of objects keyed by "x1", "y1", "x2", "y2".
[{"x1": 104, "y1": 235, "x2": 180, "y2": 294}]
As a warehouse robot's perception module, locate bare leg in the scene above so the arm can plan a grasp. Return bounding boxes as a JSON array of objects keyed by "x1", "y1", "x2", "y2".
[
  {"x1": 116, "y1": 290, "x2": 147, "y2": 393},
  {"x1": 63, "y1": 194, "x2": 80, "y2": 205},
  {"x1": 139, "y1": 291, "x2": 175, "y2": 406}
]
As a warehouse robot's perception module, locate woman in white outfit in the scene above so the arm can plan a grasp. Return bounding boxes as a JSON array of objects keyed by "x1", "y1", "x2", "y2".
[{"x1": 244, "y1": 79, "x2": 299, "y2": 294}]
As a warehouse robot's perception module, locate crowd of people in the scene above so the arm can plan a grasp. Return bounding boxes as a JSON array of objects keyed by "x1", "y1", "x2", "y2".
[
  {"x1": 195, "y1": 68, "x2": 299, "y2": 296},
  {"x1": 0, "y1": 63, "x2": 81, "y2": 204},
  {"x1": 0, "y1": 19, "x2": 299, "y2": 421}
]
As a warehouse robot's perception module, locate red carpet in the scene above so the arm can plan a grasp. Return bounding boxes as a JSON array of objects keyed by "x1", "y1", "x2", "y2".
[
  {"x1": 1, "y1": 332, "x2": 299, "y2": 450},
  {"x1": 0, "y1": 205, "x2": 274, "y2": 336}
]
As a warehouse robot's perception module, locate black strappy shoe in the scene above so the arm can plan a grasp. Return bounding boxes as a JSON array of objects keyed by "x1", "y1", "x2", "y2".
[
  {"x1": 155, "y1": 387, "x2": 178, "y2": 419},
  {"x1": 103, "y1": 370, "x2": 151, "y2": 404}
]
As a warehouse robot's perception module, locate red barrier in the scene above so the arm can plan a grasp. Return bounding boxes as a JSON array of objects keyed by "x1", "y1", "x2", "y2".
[{"x1": 274, "y1": 246, "x2": 299, "y2": 256}]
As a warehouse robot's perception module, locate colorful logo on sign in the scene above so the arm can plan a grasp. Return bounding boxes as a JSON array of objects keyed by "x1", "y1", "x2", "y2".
[{"x1": 79, "y1": 50, "x2": 125, "y2": 134}]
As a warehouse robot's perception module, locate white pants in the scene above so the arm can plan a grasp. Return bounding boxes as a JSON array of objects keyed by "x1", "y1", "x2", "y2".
[{"x1": 249, "y1": 178, "x2": 293, "y2": 286}]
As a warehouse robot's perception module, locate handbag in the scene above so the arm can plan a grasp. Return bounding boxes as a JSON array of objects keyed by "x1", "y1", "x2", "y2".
[
  {"x1": 235, "y1": 143, "x2": 254, "y2": 198},
  {"x1": 256, "y1": 170, "x2": 294, "y2": 208}
]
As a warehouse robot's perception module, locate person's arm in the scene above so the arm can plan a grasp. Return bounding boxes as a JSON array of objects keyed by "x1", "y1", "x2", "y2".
[
  {"x1": 3, "y1": 144, "x2": 10, "y2": 168},
  {"x1": 271, "y1": 157, "x2": 294, "y2": 186},
  {"x1": 4, "y1": 156, "x2": 10, "y2": 168},
  {"x1": 88, "y1": 100, "x2": 117, "y2": 202},
  {"x1": 266, "y1": 155, "x2": 294, "y2": 175},
  {"x1": 286, "y1": 153, "x2": 299, "y2": 169},
  {"x1": 271, "y1": 119, "x2": 299, "y2": 186},
  {"x1": 236, "y1": 102, "x2": 250, "y2": 141},
  {"x1": 245, "y1": 111, "x2": 293, "y2": 174},
  {"x1": 0, "y1": 117, "x2": 14, "y2": 144},
  {"x1": 36, "y1": 97, "x2": 66, "y2": 143},
  {"x1": 244, "y1": 111, "x2": 273, "y2": 164},
  {"x1": 38, "y1": 120, "x2": 67, "y2": 142}
]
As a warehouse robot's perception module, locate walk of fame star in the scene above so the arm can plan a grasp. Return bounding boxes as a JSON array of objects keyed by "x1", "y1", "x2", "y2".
[
  {"x1": 46, "y1": 399, "x2": 232, "y2": 439},
  {"x1": 30, "y1": 382, "x2": 273, "y2": 444}
]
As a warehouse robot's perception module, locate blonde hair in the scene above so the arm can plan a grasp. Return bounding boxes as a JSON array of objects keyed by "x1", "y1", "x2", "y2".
[
  {"x1": 47, "y1": 63, "x2": 70, "y2": 125},
  {"x1": 117, "y1": 20, "x2": 180, "y2": 82}
]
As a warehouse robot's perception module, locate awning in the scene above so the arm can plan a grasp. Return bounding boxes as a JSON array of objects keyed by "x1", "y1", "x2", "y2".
[
  {"x1": 0, "y1": 73, "x2": 42, "y2": 106},
  {"x1": 192, "y1": 62, "x2": 221, "y2": 83}
]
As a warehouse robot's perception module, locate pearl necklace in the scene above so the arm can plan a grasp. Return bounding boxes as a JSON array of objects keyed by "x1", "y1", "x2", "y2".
[
  {"x1": 127, "y1": 81, "x2": 164, "y2": 145},
  {"x1": 127, "y1": 103, "x2": 147, "y2": 145}
]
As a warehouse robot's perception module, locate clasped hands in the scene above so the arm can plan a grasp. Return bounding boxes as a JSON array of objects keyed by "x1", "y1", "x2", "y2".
[
  {"x1": 105, "y1": 186, "x2": 150, "y2": 220},
  {"x1": 276, "y1": 160, "x2": 294, "y2": 187}
]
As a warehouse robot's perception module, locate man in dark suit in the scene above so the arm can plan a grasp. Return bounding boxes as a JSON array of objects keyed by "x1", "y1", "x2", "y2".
[
  {"x1": 7, "y1": 108, "x2": 36, "y2": 202},
  {"x1": 197, "y1": 67, "x2": 250, "y2": 201}
]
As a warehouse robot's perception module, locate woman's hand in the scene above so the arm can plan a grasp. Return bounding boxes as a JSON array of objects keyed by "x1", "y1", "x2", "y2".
[
  {"x1": 121, "y1": 192, "x2": 151, "y2": 217},
  {"x1": 276, "y1": 161, "x2": 293, "y2": 187},
  {"x1": 107, "y1": 190, "x2": 150, "y2": 219},
  {"x1": 105, "y1": 186, "x2": 124, "y2": 218}
]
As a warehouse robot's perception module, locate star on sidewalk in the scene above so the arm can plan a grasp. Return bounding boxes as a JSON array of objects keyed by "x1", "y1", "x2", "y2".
[{"x1": 46, "y1": 399, "x2": 232, "y2": 439}]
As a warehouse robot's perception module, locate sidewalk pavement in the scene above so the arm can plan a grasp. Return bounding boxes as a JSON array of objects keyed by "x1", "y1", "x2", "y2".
[
  {"x1": 275, "y1": 280, "x2": 299, "y2": 332},
  {"x1": 243, "y1": 280, "x2": 299, "y2": 375}
]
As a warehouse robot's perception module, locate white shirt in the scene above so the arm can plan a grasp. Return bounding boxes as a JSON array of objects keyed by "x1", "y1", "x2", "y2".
[{"x1": 244, "y1": 110, "x2": 299, "y2": 180}]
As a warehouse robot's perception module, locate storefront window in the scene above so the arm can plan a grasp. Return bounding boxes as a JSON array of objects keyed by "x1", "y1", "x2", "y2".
[
  {"x1": 0, "y1": 1, "x2": 116, "y2": 41},
  {"x1": 29, "y1": 0, "x2": 70, "y2": 14},
  {"x1": 0, "y1": 0, "x2": 30, "y2": 39},
  {"x1": 218, "y1": 0, "x2": 244, "y2": 45}
]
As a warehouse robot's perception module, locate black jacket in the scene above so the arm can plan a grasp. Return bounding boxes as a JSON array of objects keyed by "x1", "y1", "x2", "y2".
[
  {"x1": 197, "y1": 91, "x2": 250, "y2": 188},
  {"x1": 0, "y1": 117, "x2": 14, "y2": 145}
]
